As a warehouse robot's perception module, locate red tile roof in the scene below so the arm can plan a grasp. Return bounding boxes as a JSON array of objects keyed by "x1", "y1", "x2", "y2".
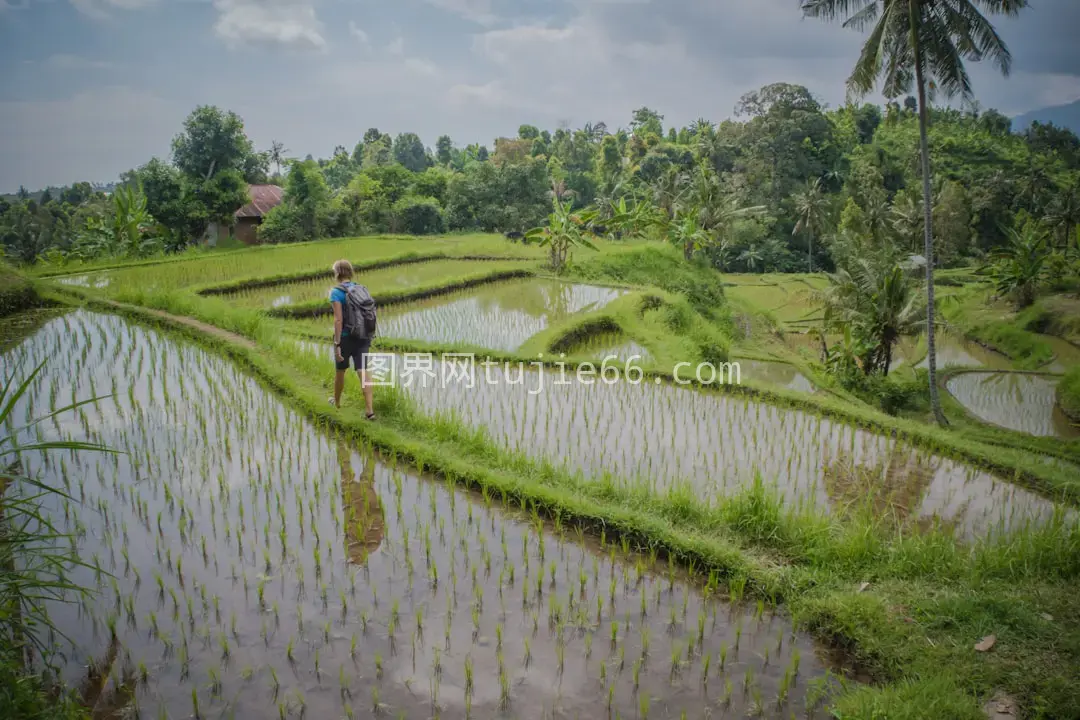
[{"x1": 235, "y1": 184, "x2": 284, "y2": 218}]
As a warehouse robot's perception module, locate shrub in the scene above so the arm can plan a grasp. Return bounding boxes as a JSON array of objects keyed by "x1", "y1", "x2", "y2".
[
  {"x1": 841, "y1": 369, "x2": 927, "y2": 415},
  {"x1": 392, "y1": 196, "x2": 445, "y2": 235},
  {"x1": 0, "y1": 261, "x2": 38, "y2": 317},
  {"x1": 256, "y1": 204, "x2": 306, "y2": 244}
]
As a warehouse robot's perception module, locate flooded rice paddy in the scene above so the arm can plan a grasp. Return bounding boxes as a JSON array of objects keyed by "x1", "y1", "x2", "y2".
[
  {"x1": 946, "y1": 372, "x2": 1080, "y2": 439},
  {"x1": 223, "y1": 259, "x2": 531, "y2": 310},
  {"x1": 390, "y1": 357, "x2": 1064, "y2": 539},
  {"x1": 736, "y1": 360, "x2": 815, "y2": 393},
  {"x1": 561, "y1": 331, "x2": 654, "y2": 364},
  {"x1": 3, "y1": 310, "x2": 832, "y2": 719},
  {"x1": 287, "y1": 278, "x2": 627, "y2": 351}
]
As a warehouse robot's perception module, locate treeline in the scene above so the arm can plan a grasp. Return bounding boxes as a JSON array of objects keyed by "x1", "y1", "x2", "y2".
[{"x1": 3, "y1": 83, "x2": 1079, "y2": 269}]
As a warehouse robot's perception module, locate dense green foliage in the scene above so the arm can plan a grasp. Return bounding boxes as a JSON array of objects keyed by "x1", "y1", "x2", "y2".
[
  {"x1": 0, "y1": 261, "x2": 38, "y2": 318},
  {"x1": 7, "y1": 83, "x2": 1080, "y2": 271}
]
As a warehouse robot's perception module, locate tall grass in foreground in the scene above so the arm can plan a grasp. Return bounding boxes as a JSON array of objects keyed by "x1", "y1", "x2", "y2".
[{"x1": 1, "y1": 362, "x2": 111, "y2": 719}]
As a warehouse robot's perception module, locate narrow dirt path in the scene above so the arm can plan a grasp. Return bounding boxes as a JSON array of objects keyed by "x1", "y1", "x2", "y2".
[{"x1": 96, "y1": 299, "x2": 258, "y2": 351}]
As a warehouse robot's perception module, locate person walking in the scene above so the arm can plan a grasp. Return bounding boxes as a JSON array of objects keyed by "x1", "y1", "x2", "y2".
[{"x1": 328, "y1": 259, "x2": 377, "y2": 418}]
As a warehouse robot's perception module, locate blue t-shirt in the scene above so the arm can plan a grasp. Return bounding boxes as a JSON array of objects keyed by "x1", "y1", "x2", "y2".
[{"x1": 330, "y1": 282, "x2": 356, "y2": 336}]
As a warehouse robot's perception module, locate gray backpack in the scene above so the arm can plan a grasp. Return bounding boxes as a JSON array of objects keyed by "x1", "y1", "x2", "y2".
[{"x1": 339, "y1": 283, "x2": 377, "y2": 338}]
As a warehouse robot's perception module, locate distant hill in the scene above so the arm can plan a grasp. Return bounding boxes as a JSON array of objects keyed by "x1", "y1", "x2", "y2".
[{"x1": 1012, "y1": 99, "x2": 1080, "y2": 134}]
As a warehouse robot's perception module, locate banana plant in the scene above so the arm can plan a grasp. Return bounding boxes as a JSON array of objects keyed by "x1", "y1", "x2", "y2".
[{"x1": 525, "y1": 197, "x2": 598, "y2": 273}]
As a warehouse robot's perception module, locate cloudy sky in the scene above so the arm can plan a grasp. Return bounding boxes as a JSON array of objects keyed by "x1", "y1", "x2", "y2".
[{"x1": 1, "y1": 0, "x2": 1078, "y2": 192}]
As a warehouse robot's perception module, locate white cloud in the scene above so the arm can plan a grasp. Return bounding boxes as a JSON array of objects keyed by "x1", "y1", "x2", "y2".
[
  {"x1": 44, "y1": 54, "x2": 115, "y2": 70},
  {"x1": 0, "y1": 86, "x2": 176, "y2": 191},
  {"x1": 213, "y1": 0, "x2": 326, "y2": 51},
  {"x1": 387, "y1": 36, "x2": 405, "y2": 56},
  {"x1": 348, "y1": 20, "x2": 369, "y2": 46},
  {"x1": 424, "y1": 0, "x2": 496, "y2": 26}
]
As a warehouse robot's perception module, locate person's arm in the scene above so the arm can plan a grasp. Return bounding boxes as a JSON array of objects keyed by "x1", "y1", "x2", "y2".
[{"x1": 332, "y1": 298, "x2": 344, "y2": 362}]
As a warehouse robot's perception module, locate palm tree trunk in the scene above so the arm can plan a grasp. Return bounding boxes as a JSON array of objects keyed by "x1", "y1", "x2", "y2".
[
  {"x1": 808, "y1": 231, "x2": 813, "y2": 273},
  {"x1": 910, "y1": 0, "x2": 947, "y2": 426}
]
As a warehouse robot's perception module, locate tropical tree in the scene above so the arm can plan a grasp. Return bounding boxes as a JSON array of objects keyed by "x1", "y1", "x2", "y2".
[
  {"x1": 1046, "y1": 178, "x2": 1080, "y2": 248},
  {"x1": 889, "y1": 190, "x2": 924, "y2": 253},
  {"x1": 685, "y1": 166, "x2": 766, "y2": 260},
  {"x1": 606, "y1": 197, "x2": 658, "y2": 241},
  {"x1": 108, "y1": 185, "x2": 154, "y2": 256},
  {"x1": 802, "y1": 0, "x2": 1027, "y2": 425},
  {"x1": 737, "y1": 243, "x2": 765, "y2": 272},
  {"x1": 821, "y1": 255, "x2": 923, "y2": 375},
  {"x1": 525, "y1": 197, "x2": 598, "y2": 272},
  {"x1": 987, "y1": 222, "x2": 1049, "y2": 309},
  {"x1": 651, "y1": 166, "x2": 688, "y2": 223},
  {"x1": 792, "y1": 177, "x2": 830, "y2": 272},
  {"x1": 269, "y1": 140, "x2": 287, "y2": 177},
  {"x1": 669, "y1": 212, "x2": 710, "y2": 261}
]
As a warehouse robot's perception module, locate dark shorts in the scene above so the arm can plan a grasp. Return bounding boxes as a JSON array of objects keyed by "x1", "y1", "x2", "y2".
[{"x1": 335, "y1": 335, "x2": 371, "y2": 371}]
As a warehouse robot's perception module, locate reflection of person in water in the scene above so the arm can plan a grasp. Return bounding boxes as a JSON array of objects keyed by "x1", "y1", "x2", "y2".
[{"x1": 337, "y1": 438, "x2": 385, "y2": 565}]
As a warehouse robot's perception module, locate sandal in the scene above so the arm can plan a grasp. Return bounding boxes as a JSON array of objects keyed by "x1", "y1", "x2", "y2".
[{"x1": 365, "y1": 412, "x2": 376, "y2": 421}]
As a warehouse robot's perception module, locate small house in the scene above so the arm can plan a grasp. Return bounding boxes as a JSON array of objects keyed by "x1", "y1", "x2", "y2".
[
  {"x1": 233, "y1": 184, "x2": 284, "y2": 245},
  {"x1": 201, "y1": 184, "x2": 285, "y2": 247}
]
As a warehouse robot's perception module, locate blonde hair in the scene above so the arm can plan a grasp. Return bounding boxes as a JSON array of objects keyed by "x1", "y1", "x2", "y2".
[{"x1": 332, "y1": 259, "x2": 354, "y2": 282}]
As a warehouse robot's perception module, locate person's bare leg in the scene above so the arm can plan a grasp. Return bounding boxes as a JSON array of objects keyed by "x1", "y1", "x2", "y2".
[
  {"x1": 359, "y1": 369, "x2": 374, "y2": 416},
  {"x1": 333, "y1": 370, "x2": 347, "y2": 407}
]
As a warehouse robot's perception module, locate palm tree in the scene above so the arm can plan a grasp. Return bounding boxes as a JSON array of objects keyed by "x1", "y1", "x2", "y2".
[
  {"x1": 987, "y1": 222, "x2": 1049, "y2": 309},
  {"x1": 686, "y1": 166, "x2": 766, "y2": 259},
  {"x1": 802, "y1": 0, "x2": 1026, "y2": 425},
  {"x1": 691, "y1": 118, "x2": 715, "y2": 138},
  {"x1": 793, "y1": 177, "x2": 829, "y2": 272},
  {"x1": 737, "y1": 243, "x2": 765, "y2": 272},
  {"x1": 269, "y1": 140, "x2": 287, "y2": 178},
  {"x1": 1046, "y1": 178, "x2": 1080, "y2": 248},
  {"x1": 651, "y1": 166, "x2": 688, "y2": 223},
  {"x1": 889, "y1": 192, "x2": 923, "y2": 253},
  {"x1": 822, "y1": 256, "x2": 923, "y2": 375}
]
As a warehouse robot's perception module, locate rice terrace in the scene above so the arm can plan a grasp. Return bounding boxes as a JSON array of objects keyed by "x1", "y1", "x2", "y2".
[{"x1": 4, "y1": 2, "x2": 1080, "y2": 719}]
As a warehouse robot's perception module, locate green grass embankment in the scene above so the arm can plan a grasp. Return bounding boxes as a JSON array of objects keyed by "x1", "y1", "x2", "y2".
[
  {"x1": 1059, "y1": 366, "x2": 1080, "y2": 423},
  {"x1": 0, "y1": 261, "x2": 40, "y2": 317}
]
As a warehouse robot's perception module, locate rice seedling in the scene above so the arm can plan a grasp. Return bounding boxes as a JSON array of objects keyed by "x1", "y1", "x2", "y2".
[
  {"x1": 463, "y1": 654, "x2": 474, "y2": 696},
  {"x1": 7, "y1": 310, "x2": 854, "y2": 720}
]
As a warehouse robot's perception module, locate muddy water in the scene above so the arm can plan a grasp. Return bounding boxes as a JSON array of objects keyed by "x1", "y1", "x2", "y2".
[
  {"x1": 388, "y1": 357, "x2": 1066, "y2": 539},
  {"x1": 947, "y1": 372, "x2": 1080, "y2": 439},
  {"x1": 738, "y1": 359, "x2": 815, "y2": 393},
  {"x1": 2, "y1": 310, "x2": 829, "y2": 720},
  {"x1": 915, "y1": 335, "x2": 1012, "y2": 371},
  {"x1": 880, "y1": 333, "x2": 1011, "y2": 373}
]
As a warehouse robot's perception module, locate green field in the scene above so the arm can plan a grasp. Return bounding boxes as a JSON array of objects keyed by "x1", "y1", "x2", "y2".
[
  {"x1": 222, "y1": 258, "x2": 536, "y2": 310},
  {"x1": 4, "y1": 234, "x2": 1080, "y2": 719}
]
